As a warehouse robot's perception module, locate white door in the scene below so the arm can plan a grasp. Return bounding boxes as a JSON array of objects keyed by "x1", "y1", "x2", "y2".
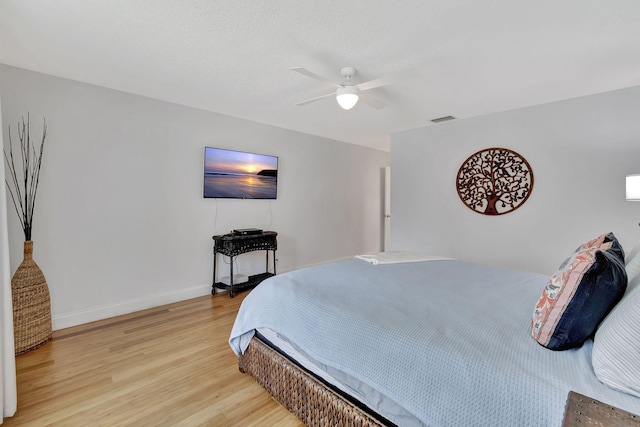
[{"x1": 384, "y1": 166, "x2": 391, "y2": 251}]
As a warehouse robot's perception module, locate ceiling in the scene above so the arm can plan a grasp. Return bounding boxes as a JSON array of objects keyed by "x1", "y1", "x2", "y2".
[{"x1": 1, "y1": 1, "x2": 639, "y2": 152}]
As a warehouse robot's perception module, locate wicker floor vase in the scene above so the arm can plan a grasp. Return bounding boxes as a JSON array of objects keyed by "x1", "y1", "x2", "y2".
[{"x1": 11, "y1": 240, "x2": 52, "y2": 355}]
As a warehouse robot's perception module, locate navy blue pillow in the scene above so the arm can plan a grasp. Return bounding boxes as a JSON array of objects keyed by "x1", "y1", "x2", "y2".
[{"x1": 532, "y1": 233, "x2": 627, "y2": 350}]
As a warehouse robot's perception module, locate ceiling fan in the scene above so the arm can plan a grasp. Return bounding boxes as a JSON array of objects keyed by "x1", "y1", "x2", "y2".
[{"x1": 291, "y1": 66, "x2": 388, "y2": 110}]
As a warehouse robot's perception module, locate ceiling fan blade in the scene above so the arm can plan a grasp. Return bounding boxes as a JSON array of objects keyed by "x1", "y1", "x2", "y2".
[
  {"x1": 355, "y1": 78, "x2": 388, "y2": 92},
  {"x1": 290, "y1": 67, "x2": 338, "y2": 87},
  {"x1": 294, "y1": 92, "x2": 335, "y2": 106},
  {"x1": 358, "y1": 69, "x2": 421, "y2": 91},
  {"x1": 359, "y1": 93, "x2": 387, "y2": 109}
]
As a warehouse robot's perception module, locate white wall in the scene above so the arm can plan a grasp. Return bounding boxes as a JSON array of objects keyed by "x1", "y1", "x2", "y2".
[
  {"x1": 0, "y1": 64, "x2": 389, "y2": 329},
  {"x1": 391, "y1": 85, "x2": 640, "y2": 274}
]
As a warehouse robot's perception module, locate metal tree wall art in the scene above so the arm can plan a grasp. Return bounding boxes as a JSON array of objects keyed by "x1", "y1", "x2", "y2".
[
  {"x1": 3, "y1": 113, "x2": 47, "y2": 240},
  {"x1": 456, "y1": 147, "x2": 533, "y2": 215}
]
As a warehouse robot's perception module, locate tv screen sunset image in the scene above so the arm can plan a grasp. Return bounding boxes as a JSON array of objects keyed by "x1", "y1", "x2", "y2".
[{"x1": 204, "y1": 147, "x2": 278, "y2": 199}]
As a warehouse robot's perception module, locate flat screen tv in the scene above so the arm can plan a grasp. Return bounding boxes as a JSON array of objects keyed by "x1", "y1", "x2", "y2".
[{"x1": 204, "y1": 147, "x2": 278, "y2": 199}]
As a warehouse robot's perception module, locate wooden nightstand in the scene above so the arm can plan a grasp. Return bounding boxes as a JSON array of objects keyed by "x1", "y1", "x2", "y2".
[{"x1": 563, "y1": 391, "x2": 640, "y2": 427}]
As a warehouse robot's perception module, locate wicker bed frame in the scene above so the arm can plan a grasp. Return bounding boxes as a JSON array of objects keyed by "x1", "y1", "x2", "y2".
[
  {"x1": 238, "y1": 336, "x2": 640, "y2": 427},
  {"x1": 238, "y1": 336, "x2": 393, "y2": 427}
]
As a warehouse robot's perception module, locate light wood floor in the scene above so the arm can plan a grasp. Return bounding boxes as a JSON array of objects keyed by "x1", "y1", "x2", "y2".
[{"x1": 4, "y1": 292, "x2": 304, "y2": 426}]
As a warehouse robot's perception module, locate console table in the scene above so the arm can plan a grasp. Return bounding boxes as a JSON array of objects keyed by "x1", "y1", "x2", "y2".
[{"x1": 212, "y1": 231, "x2": 277, "y2": 298}]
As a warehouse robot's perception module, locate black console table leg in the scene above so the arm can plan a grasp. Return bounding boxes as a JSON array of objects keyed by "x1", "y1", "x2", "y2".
[
  {"x1": 212, "y1": 251, "x2": 217, "y2": 295},
  {"x1": 229, "y1": 256, "x2": 235, "y2": 298}
]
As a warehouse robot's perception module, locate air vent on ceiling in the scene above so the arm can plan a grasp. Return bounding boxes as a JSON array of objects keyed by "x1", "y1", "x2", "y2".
[{"x1": 431, "y1": 115, "x2": 456, "y2": 123}]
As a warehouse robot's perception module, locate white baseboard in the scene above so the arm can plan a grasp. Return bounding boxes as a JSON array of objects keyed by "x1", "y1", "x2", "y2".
[
  {"x1": 52, "y1": 284, "x2": 216, "y2": 330},
  {"x1": 52, "y1": 256, "x2": 354, "y2": 331}
]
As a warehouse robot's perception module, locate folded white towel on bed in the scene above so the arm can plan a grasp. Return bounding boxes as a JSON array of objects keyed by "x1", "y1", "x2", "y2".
[{"x1": 354, "y1": 251, "x2": 453, "y2": 265}]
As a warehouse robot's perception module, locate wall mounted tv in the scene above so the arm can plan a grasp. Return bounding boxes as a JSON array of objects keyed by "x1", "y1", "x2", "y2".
[{"x1": 204, "y1": 147, "x2": 278, "y2": 199}]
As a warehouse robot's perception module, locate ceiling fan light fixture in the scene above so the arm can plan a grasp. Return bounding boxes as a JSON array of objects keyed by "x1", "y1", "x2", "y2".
[{"x1": 336, "y1": 86, "x2": 359, "y2": 110}]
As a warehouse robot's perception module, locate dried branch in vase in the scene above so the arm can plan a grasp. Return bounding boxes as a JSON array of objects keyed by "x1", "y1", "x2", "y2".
[{"x1": 3, "y1": 113, "x2": 47, "y2": 241}]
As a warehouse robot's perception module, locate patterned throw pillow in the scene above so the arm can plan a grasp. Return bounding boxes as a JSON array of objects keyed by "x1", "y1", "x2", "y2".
[{"x1": 531, "y1": 233, "x2": 627, "y2": 350}]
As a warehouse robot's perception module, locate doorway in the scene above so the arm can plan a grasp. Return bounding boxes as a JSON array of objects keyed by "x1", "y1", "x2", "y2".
[{"x1": 383, "y1": 166, "x2": 390, "y2": 251}]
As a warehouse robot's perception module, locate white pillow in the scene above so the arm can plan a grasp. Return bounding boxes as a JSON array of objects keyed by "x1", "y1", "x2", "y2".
[
  {"x1": 592, "y1": 286, "x2": 640, "y2": 398},
  {"x1": 625, "y1": 241, "x2": 640, "y2": 264},
  {"x1": 625, "y1": 250, "x2": 640, "y2": 291}
]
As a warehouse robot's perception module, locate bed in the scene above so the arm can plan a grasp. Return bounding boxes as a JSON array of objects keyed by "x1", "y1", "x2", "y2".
[{"x1": 229, "y1": 239, "x2": 640, "y2": 426}]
